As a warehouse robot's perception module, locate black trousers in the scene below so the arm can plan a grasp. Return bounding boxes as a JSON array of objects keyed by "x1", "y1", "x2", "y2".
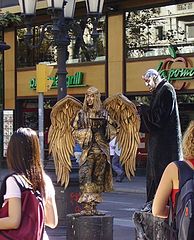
[{"x1": 146, "y1": 159, "x2": 166, "y2": 202}]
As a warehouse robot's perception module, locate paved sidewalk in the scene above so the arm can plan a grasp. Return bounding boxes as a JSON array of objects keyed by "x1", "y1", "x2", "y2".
[
  {"x1": 114, "y1": 175, "x2": 146, "y2": 194},
  {"x1": 0, "y1": 167, "x2": 146, "y2": 239}
]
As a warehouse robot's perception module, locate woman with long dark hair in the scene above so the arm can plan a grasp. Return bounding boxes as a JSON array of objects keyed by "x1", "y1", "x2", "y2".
[{"x1": 0, "y1": 127, "x2": 58, "y2": 239}]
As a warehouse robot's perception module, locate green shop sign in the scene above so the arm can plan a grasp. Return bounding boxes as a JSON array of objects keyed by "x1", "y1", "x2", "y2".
[
  {"x1": 156, "y1": 45, "x2": 194, "y2": 83},
  {"x1": 30, "y1": 71, "x2": 86, "y2": 90},
  {"x1": 158, "y1": 66, "x2": 194, "y2": 82}
]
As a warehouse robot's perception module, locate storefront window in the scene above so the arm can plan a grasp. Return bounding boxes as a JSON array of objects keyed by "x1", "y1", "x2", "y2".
[
  {"x1": 125, "y1": 2, "x2": 194, "y2": 59},
  {"x1": 16, "y1": 16, "x2": 106, "y2": 67},
  {"x1": 178, "y1": 94, "x2": 194, "y2": 132},
  {"x1": 16, "y1": 98, "x2": 58, "y2": 131}
]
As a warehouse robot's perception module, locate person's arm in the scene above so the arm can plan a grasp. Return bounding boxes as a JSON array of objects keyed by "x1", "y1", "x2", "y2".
[
  {"x1": 44, "y1": 175, "x2": 58, "y2": 228},
  {"x1": 44, "y1": 196, "x2": 58, "y2": 228},
  {"x1": 149, "y1": 87, "x2": 175, "y2": 128},
  {"x1": 140, "y1": 85, "x2": 175, "y2": 131},
  {"x1": 72, "y1": 112, "x2": 92, "y2": 148},
  {"x1": 0, "y1": 177, "x2": 22, "y2": 229},
  {"x1": 139, "y1": 104, "x2": 151, "y2": 133},
  {"x1": 152, "y1": 162, "x2": 177, "y2": 218},
  {"x1": 0, "y1": 198, "x2": 21, "y2": 229}
]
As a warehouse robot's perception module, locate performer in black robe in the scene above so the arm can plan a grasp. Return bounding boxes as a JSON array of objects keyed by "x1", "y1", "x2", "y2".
[{"x1": 139, "y1": 69, "x2": 182, "y2": 208}]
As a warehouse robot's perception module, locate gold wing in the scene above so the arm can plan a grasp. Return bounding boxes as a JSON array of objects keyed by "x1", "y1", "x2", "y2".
[
  {"x1": 48, "y1": 95, "x2": 82, "y2": 188},
  {"x1": 103, "y1": 94, "x2": 140, "y2": 180}
]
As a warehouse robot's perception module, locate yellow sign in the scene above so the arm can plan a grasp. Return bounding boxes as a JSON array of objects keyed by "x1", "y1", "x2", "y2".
[{"x1": 36, "y1": 64, "x2": 56, "y2": 92}]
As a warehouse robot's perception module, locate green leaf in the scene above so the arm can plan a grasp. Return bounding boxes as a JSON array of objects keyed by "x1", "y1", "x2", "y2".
[
  {"x1": 0, "y1": 11, "x2": 22, "y2": 28},
  {"x1": 168, "y1": 45, "x2": 176, "y2": 58}
]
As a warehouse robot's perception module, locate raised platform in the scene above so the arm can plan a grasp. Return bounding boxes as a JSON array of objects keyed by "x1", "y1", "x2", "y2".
[{"x1": 66, "y1": 213, "x2": 113, "y2": 240}]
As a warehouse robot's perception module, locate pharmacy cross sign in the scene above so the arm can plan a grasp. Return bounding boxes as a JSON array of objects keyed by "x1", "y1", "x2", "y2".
[{"x1": 156, "y1": 45, "x2": 194, "y2": 90}]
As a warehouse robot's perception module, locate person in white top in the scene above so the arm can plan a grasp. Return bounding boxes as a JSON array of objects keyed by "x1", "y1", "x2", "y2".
[
  {"x1": 109, "y1": 137, "x2": 116, "y2": 160},
  {"x1": 110, "y1": 137, "x2": 125, "y2": 182},
  {"x1": 112, "y1": 141, "x2": 125, "y2": 182},
  {"x1": 0, "y1": 127, "x2": 58, "y2": 239}
]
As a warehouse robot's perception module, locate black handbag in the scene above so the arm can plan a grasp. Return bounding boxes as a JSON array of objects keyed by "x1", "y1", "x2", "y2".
[{"x1": 132, "y1": 211, "x2": 171, "y2": 240}]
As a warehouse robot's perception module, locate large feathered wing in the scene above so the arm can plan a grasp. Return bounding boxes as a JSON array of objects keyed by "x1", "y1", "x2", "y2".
[
  {"x1": 48, "y1": 95, "x2": 82, "y2": 188},
  {"x1": 103, "y1": 94, "x2": 141, "y2": 180}
]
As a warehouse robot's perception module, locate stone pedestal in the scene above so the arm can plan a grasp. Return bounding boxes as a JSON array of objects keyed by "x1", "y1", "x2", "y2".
[{"x1": 66, "y1": 214, "x2": 113, "y2": 240}]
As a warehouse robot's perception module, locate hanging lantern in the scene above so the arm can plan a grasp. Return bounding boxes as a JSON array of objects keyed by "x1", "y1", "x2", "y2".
[
  {"x1": 85, "y1": 0, "x2": 104, "y2": 15},
  {"x1": 18, "y1": 0, "x2": 37, "y2": 16},
  {"x1": 64, "y1": 0, "x2": 76, "y2": 19}
]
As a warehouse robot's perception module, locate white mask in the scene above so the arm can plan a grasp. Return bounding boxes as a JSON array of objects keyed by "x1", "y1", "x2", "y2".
[
  {"x1": 144, "y1": 76, "x2": 158, "y2": 92},
  {"x1": 142, "y1": 69, "x2": 161, "y2": 92}
]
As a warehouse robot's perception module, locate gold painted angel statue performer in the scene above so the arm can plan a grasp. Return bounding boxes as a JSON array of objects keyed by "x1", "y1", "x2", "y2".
[{"x1": 48, "y1": 87, "x2": 140, "y2": 215}]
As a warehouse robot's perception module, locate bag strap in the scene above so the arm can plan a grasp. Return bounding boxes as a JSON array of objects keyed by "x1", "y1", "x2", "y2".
[
  {"x1": 168, "y1": 161, "x2": 193, "y2": 236},
  {"x1": 169, "y1": 160, "x2": 194, "y2": 239},
  {"x1": 11, "y1": 174, "x2": 33, "y2": 192},
  {"x1": 174, "y1": 161, "x2": 194, "y2": 189},
  {"x1": 168, "y1": 196, "x2": 177, "y2": 240},
  {"x1": 0, "y1": 173, "x2": 16, "y2": 207},
  {"x1": 0, "y1": 173, "x2": 41, "y2": 204}
]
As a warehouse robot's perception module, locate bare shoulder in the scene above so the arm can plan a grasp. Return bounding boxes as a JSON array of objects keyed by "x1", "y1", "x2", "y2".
[
  {"x1": 166, "y1": 162, "x2": 178, "y2": 171},
  {"x1": 164, "y1": 162, "x2": 179, "y2": 188},
  {"x1": 162, "y1": 162, "x2": 178, "y2": 179}
]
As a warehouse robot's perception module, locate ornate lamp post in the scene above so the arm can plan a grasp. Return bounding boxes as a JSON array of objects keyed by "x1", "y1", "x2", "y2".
[
  {"x1": 18, "y1": 0, "x2": 105, "y2": 100},
  {"x1": 17, "y1": 0, "x2": 105, "y2": 229}
]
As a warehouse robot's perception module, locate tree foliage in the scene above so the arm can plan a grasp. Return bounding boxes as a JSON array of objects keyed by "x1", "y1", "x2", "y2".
[
  {"x1": 0, "y1": 11, "x2": 22, "y2": 28},
  {"x1": 125, "y1": 8, "x2": 159, "y2": 56}
]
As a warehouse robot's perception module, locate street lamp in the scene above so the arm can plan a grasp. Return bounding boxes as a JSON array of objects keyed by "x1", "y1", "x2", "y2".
[
  {"x1": 17, "y1": 0, "x2": 105, "y2": 228},
  {"x1": 85, "y1": 0, "x2": 104, "y2": 14},
  {"x1": 18, "y1": 0, "x2": 105, "y2": 101}
]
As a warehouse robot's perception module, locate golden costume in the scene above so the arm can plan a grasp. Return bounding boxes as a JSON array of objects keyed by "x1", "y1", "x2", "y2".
[{"x1": 48, "y1": 87, "x2": 140, "y2": 215}]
